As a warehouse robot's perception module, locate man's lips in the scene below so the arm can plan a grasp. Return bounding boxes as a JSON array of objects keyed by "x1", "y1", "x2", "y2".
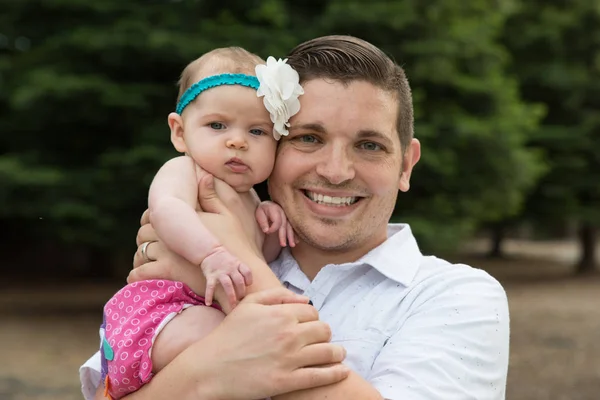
[{"x1": 301, "y1": 189, "x2": 362, "y2": 206}]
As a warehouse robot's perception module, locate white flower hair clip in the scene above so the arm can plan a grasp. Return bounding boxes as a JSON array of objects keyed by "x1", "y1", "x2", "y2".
[{"x1": 256, "y1": 56, "x2": 304, "y2": 140}]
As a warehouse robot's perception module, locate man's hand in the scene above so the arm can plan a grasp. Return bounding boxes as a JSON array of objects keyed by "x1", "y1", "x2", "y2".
[
  {"x1": 176, "y1": 288, "x2": 350, "y2": 400},
  {"x1": 203, "y1": 289, "x2": 349, "y2": 399},
  {"x1": 129, "y1": 212, "x2": 208, "y2": 295}
]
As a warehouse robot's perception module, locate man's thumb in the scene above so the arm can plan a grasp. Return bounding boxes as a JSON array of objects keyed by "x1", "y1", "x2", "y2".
[{"x1": 198, "y1": 174, "x2": 227, "y2": 214}]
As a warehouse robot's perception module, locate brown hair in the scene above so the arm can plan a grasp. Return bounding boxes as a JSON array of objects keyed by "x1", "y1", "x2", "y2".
[
  {"x1": 177, "y1": 47, "x2": 264, "y2": 102},
  {"x1": 286, "y1": 35, "x2": 414, "y2": 151}
]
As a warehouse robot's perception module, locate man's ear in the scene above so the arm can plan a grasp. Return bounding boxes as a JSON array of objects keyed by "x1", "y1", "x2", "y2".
[
  {"x1": 398, "y1": 138, "x2": 421, "y2": 192},
  {"x1": 168, "y1": 112, "x2": 187, "y2": 153}
]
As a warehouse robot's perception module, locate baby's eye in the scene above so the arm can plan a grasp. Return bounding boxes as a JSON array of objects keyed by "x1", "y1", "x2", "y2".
[
  {"x1": 249, "y1": 128, "x2": 265, "y2": 136},
  {"x1": 210, "y1": 122, "x2": 225, "y2": 130}
]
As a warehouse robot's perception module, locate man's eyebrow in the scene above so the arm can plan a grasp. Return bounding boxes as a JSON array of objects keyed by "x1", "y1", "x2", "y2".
[
  {"x1": 357, "y1": 129, "x2": 395, "y2": 146},
  {"x1": 288, "y1": 123, "x2": 327, "y2": 134},
  {"x1": 288, "y1": 124, "x2": 395, "y2": 145}
]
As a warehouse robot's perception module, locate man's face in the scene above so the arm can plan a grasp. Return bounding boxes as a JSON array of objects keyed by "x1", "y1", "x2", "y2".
[{"x1": 269, "y1": 79, "x2": 420, "y2": 255}]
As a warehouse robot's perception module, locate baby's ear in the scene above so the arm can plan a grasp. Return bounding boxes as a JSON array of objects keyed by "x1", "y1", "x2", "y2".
[{"x1": 168, "y1": 112, "x2": 187, "y2": 153}]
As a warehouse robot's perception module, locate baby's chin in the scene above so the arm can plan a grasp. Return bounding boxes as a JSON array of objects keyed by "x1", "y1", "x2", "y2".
[{"x1": 217, "y1": 174, "x2": 257, "y2": 194}]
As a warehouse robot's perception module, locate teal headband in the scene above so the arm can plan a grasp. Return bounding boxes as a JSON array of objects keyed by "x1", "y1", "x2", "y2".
[{"x1": 175, "y1": 73, "x2": 260, "y2": 115}]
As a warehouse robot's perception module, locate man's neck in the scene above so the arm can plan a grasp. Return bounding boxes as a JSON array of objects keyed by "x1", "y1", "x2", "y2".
[{"x1": 290, "y1": 234, "x2": 388, "y2": 281}]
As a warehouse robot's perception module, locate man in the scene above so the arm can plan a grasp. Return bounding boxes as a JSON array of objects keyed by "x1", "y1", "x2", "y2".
[{"x1": 81, "y1": 35, "x2": 510, "y2": 400}]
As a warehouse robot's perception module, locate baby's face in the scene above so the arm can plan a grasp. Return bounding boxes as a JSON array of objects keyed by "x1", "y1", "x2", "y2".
[{"x1": 178, "y1": 84, "x2": 277, "y2": 192}]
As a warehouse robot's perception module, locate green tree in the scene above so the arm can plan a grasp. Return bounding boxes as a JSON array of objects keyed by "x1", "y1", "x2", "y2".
[
  {"x1": 502, "y1": 0, "x2": 600, "y2": 273},
  {"x1": 0, "y1": 0, "x2": 304, "y2": 275},
  {"x1": 1, "y1": 0, "x2": 545, "y2": 277}
]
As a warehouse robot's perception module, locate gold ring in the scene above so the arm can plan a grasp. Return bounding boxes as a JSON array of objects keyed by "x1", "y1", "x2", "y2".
[{"x1": 140, "y1": 240, "x2": 157, "y2": 263}]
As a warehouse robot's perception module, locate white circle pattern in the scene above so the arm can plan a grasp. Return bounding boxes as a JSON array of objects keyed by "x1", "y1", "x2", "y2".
[{"x1": 103, "y1": 279, "x2": 213, "y2": 398}]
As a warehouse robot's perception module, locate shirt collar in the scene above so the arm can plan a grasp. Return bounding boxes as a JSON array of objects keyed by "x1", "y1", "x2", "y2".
[
  {"x1": 271, "y1": 223, "x2": 422, "y2": 289},
  {"x1": 356, "y1": 223, "x2": 422, "y2": 286}
]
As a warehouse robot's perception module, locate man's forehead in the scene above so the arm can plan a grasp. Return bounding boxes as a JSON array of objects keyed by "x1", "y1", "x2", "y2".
[
  {"x1": 298, "y1": 79, "x2": 396, "y2": 113},
  {"x1": 292, "y1": 79, "x2": 399, "y2": 142}
]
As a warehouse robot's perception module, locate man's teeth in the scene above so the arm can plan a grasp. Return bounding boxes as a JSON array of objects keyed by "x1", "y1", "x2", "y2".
[{"x1": 305, "y1": 191, "x2": 358, "y2": 206}]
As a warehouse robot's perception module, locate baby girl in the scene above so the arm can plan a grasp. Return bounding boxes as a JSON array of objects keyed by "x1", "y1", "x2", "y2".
[{"x1": 99, "y1": 47, "x2": 303, "y2": 399}]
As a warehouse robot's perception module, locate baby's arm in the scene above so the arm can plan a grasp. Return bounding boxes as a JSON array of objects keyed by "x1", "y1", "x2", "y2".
[
  {"x1": 148, "y1": 156, "x2": 251, "y2": 305},
  {"x1": 255, "y1": 200, "x2": 296, "y2": 263},
  {"x1": 148, "y1": 156, "x2": 217, "y2": 264}
]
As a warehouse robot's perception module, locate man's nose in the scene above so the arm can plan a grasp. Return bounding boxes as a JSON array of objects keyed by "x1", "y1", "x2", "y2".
[{"x1": 315, "y1": 146, "x2": 356, "y2": 185}]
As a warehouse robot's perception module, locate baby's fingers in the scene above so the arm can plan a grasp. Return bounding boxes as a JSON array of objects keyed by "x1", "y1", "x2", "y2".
[
  {"x1": 239, "y1": 263, "x2": 253, "y2": 287},
  {"x1": 255, "y1": 207, "x2": 270, "y2": 233},
  {"x1": 204, "y1": 277, "x2": 216, "y2": 306},
  {"x1": 231, "y1": 270, "x2": 246, "y2": 300},
  {"x1": 286, "y1": 222, "x2": 296, "y2": 247},
  {"x1": 279, "y1": 223, "x2": 288, "y2": 247},
  {"x1": 218, "y1": 274, "x2": 237, "y2": 308}
]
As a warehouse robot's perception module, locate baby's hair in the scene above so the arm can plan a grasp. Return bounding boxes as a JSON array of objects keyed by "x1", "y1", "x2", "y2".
[{"x1": 177, "y1": 47, "x2": 265, "y2": 102}]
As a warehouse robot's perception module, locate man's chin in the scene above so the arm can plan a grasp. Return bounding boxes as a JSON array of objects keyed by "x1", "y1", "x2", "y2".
[{"x1": 296, "y1": 226, "x2": 357, "y2": 252}]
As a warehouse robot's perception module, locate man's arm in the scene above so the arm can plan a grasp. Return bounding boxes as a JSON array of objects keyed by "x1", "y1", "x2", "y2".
[
  {"x1": 367, "y1": 268, "x2": 510, "y2": 400},
  {"x1": 82, "y1": 289, "x2": 350, "y2": 400},
  {"x1": 275, "y1": 268, "x2": 509, "y2": 400},
  {"x1": 275, "y1": 371, "x2": 383, "y2": 400}
]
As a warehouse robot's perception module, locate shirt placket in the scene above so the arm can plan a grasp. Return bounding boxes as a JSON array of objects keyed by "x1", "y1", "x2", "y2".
[{"x1": 302, "y1": 265, "x2": 344, "y2": 310}]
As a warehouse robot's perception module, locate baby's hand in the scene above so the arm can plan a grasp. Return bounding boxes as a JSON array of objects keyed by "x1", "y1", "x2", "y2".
[
  {"x1": 200, "y1": 246, "x2": 253, "y2": 308},
  {"x1": 255, "y1": 201, "x2": 296, "y2": 248}
]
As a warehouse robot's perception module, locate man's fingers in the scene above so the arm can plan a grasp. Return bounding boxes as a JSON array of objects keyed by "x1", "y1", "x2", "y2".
[
  {"x1": 294, "y1": 342, "x2": 347, "y2": 368},
  {"x1": 140, "y1": 209, "x2": 151, "y2": 226},
  {"x1": 267, "y1": 303, "x2": 319, "y2": 324},
  {"x1": 287, "y1": 363, "x2": 350, "y2": 393},
  {"x1": 128, "y1": 261, "x2": 166, "y2": 284},
  {"x1": 243, "y1": 287, "x2": 310, "y2": 306},
  {"x1": 136, "y1": 223, "x2": 159, "y2": 247},
  {"x1": 133, "y1": 240, "x2": 162, "y2": 268},
  {"x1": 198, "y1": 174, "x2": 228, "y2": 215},
  {"x1": 294, "y1": 320, "x2": 333, "y2": 345}
]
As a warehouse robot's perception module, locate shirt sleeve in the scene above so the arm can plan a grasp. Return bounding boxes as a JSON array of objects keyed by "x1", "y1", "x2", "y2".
[
  {"x1": 79, "y1": 351, "x2": 102, "y2": 400},
  {"x1": 368, "y1": 267, "x2": 510, "y2": 400}
]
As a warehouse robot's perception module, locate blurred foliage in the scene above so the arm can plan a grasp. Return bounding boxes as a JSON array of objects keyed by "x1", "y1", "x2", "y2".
[
  {"x1": 501, "y1": 0, "x2": 600, "y2": 270},
  {"x1": 0, "y1": 0, "x2": 597, "y2": 275}
]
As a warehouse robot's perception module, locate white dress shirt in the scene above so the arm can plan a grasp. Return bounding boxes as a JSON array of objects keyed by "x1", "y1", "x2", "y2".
[{"x1": 80, "y1": 224, "x2": 510, "y2": 400}]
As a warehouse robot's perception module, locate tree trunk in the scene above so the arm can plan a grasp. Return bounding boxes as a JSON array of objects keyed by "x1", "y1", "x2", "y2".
[
  {"x1": 576, "y1": 223, "x2": 598, "y2": 274},
  {"x1": 488, "y1": 223, "x2": 506, "y2": 258}
]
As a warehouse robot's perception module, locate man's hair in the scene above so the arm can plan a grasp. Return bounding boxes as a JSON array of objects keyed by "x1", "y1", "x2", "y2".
[
  {"x1": 286, "y1": 35, "x2": 414, "y2": 151},
  {"x1": 177, "y1": 46, "x2": 264, "y2": 102}
]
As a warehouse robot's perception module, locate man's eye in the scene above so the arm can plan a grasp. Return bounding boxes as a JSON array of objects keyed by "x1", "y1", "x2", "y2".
[
  {"x1": 299, "y1": 135, "x2": 318, "y2": 143},
  {"x1": 210, "y1": 122, "x2": 225, "y2": 130},
  {"x1": 359, "y1": 142, "x2": 382, "y2": 151},
  {"x1": 249, "y1": 129, "x2": 264, "y2": 136}
]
